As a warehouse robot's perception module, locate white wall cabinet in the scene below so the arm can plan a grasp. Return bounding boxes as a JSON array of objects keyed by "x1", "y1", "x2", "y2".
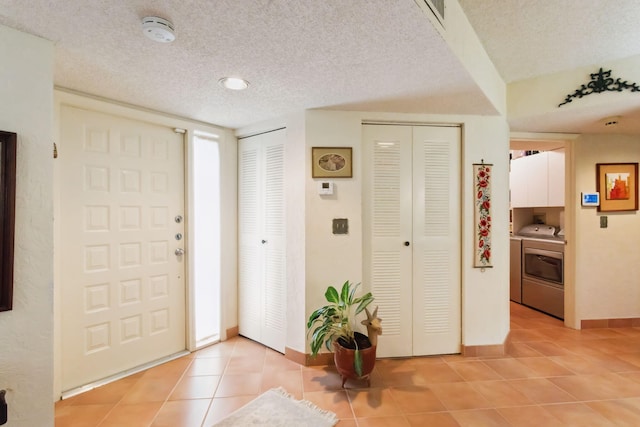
[
  {"x1": 238, "y1": 130, "x2": 286, "y2": 353},
  {"x1": 509, "y1": 155, "x2": 529, "y2": 208},
  {"x1": 362, "y1": 124, "x2": 461, "y2": 358},
  {"x1": 547, "y1": 150, "x2": 565, "y2": 206},
  {"x1": 510, "y1": 150, "x2": 564, "y2": 207}
]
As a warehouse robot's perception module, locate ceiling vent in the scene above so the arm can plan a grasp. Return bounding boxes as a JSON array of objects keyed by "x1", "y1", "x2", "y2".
[{"x1": 415, "y1": 0, "x2": 445, "y2": 27}]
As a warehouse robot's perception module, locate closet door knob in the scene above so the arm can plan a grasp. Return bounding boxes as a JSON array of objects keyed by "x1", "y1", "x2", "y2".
[{"x1": 404, "y1": 241, "x2": 410, "y2": 246}]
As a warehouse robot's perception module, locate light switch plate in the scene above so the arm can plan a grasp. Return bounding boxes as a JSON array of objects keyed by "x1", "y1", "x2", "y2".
[
  {"x1": 600, "y1": 216, "x2": 607, "y2": 228},
  {"x1": 333, "y1": 218, "x2": 348, "y2": 234}
]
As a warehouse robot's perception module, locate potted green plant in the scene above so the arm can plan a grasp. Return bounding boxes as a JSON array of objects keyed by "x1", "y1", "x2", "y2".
[{"x1": 307, "y1": 280, "x2": 382, "y2": 387}]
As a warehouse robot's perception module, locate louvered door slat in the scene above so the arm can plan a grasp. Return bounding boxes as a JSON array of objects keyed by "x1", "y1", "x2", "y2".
[
  {"x1": 373, "y1": 143, "x2": 402, "y2": 237},
  {"x1": 265, "y1": 144, "x2": 284, "y2": 235},
  {"x1": 238, "y1": 142, "x2": 262, "y2": 342},
  {"x1": 372, "y1": 252, "x2": 402, "y2": 336},
  {"x1": 423, "y1": 143, "x2": 450, "y2": 236},
  {"x1": 363, "y1": 125, "x2": 413, "y2": 357},
  {"x1": 421, "y1": 251, "x2": 450, "y2": 333},
  {"x1": 262, "y1": 138, "x2": 285, "y2": 351},
  {"x1": 412, "y1": 126, "x2": 460, "y2": 356}
]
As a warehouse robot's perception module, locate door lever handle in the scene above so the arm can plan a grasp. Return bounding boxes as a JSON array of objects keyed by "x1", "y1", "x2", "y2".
[{"x1": 175, "y1": 248, "x2": 185, "y2": 256}]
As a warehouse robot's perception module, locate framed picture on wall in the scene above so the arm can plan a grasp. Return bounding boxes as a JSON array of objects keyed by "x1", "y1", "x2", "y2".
[
  {"x1": 596, "y1": 162, "x2": 639, "y2": 212},
  {"x1": 311, "y1": 147, "x2": 352, "y2": 178}
]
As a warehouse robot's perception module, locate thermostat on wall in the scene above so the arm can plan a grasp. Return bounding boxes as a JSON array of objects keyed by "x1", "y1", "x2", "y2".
[
  {"x1": 581, "y1": 192, "x2": 600, "y2": 206},
  {"x1": 318, "y1": 181, "x2": 334, "y2": 195}
]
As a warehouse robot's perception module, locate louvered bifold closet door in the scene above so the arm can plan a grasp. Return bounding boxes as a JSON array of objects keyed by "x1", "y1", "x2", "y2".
[
  {"x1": 262, "y1": 142, "x2": 285, "y2": 352},
  {"x1": 363, "y1": 124, "x2": 461, "y2": 358},
  {"x1": 238, "y1": 139, "x2": 262, "y2": 343},
  {"x1": 362, "y1": 125, "x2": 414, "y2": 358},
  {"x1": 238, "y1": 130, "x2": 286, "y2": 353},
  {"x1": 411, "y1": 126, "x2": 461, "y2": 356}
]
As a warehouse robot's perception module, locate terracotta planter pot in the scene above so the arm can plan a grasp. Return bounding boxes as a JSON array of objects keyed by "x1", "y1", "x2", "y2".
[{"x1": 333, "y1": 341, "x2": 377, "y2": 388}]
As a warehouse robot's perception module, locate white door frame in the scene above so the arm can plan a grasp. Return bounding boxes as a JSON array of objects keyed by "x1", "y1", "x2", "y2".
[{"x1": 53, "y1": 90, "x2": 237, "y2": 399}]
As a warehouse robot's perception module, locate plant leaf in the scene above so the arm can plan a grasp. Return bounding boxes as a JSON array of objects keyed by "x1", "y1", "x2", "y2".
[
  {"x1": 354, "y1": 349, "x2": 363, "y2": 377},
  {"x1": 355, "y1": 293, "x2": 374, "y2": 315},
  {"x1": 306, "y1": 309, "x2": 323, "y2": 329},
  {"x1": 341, "y1": 280, "x2": 351, "y2": 305},
  {"x1": 348, "y1": 282, "x2": 361, "y2": 305},
  {"x1": 325, "y1": 286, "x2": 339, "y2": 304}
]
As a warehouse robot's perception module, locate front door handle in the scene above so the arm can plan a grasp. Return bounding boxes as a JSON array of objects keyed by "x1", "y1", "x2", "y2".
[{"x1": 175, "y1": 248, "x2": 185, "y2": 256}]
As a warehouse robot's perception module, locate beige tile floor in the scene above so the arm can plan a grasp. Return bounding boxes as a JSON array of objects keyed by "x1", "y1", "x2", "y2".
[{"x1": 56, "y1": 302, "x2": 640, "y2": 426}]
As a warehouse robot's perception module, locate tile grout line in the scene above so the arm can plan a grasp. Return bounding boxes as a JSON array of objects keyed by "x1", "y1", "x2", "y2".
[
  {"x1": 149, "y1": 356, "x2": 198, "y2": 427},
  {"x1": 200, "y1": 339, "x2": 238, "y2": 426}
]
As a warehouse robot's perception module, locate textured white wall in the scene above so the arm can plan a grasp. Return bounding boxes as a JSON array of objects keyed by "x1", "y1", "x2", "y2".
[
  {"x1": 573, "y1": 134, "x2": 640, "y2": 320},
  {"x1": 237, "y1": 110, "x2": 511, "y2": 354},
  {"x1": 507, "y1": 56, "x2": 640, "y2": 134},
  {"x1": 0, "y1": 25, "x2": 54, "y2": 426},
  {"x1": 304, "y1": 111, "x2": 364, "y2": 314},
  {"x1": 303, "y1": 111, "x2": 511, "y2": 351},
  {"x1": 460, "y1": 116, "x2": 511, "y2": 345},
  {"x1": 445, "y1": 0, "x2": 506, "y2": 116},
  {"x1": 282, "y1": 114, "x2": 308, "y2": 352}
]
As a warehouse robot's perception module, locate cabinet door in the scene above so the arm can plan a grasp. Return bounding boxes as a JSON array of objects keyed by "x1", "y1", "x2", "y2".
[
  {"x1": 526, "y1": 153, "x2": 548, "y2": 207},
  {"x1": 238, "y1": 130, "x2": 285, "y2": 352},
  {"x1": 547, "y1": 150, "x2": 565, "y2": 206},
  {"x1": 510, "y1": 153, "x2": 559, "y2": 207},
  {"x1": 509, "y1": 156, "x2": 529, "y2": 208}
]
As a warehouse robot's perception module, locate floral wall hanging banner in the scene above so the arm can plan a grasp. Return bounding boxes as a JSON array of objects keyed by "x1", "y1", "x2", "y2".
[{"x1": 473, "y1": 163, "x2": 492, "y2": 268}]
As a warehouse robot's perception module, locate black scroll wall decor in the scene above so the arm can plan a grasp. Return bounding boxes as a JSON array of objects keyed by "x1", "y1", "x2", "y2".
[{"x1": 558, "y1": 68, "x2": 640, "y2": 107}]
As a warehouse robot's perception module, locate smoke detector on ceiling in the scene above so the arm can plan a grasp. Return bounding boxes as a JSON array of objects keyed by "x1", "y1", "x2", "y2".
[{"x1": 142, "y1": 16, "x2": 175, "y2": 43}]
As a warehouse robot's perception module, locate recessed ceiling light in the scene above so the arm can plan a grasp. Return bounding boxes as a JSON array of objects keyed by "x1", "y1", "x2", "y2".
[
  {"x1": 219, "y1": 77, "x2": 250, "y2": 90},
  {"x1": 142, "y1": 16, "x2": 176, "y2": 43}
]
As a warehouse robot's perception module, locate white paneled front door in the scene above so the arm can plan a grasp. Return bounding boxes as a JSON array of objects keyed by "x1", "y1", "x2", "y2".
[
  {"x1": 59, "y1": 106, "x2": 186, "y2": 391},
  {"x1": 363, "y1": 124, "x2": 461, "y2": 358}
]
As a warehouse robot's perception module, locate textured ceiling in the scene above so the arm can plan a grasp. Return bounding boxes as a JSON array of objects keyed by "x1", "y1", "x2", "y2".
[
  {"x1": 458, "y1": 0, "x2": 640, "y2": 83},
  {"x1": 0, "y1": 0, "x2": 494, "y2": 129},
  {"x1": 458, "y1": 0, "x2": 640, "y2": 135},
  {"x1": 2, "y1": 0, "x2": 640, "y2": 133}
]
